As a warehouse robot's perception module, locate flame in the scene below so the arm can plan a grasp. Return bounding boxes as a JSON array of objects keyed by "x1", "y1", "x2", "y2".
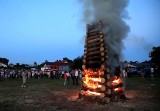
[
  {"x1": 114, "y1": 87, "x2": 122, "y2": 92},
  {"x1": 83, "y1": 69, "x2": 103, "y2": 96},
  {"x1": 86, "y1": 90, "x2": 101, "y2": 96},
  {"x1": 90, "y1": 78, "x2": 102, "y2": 82},
  {"x1": 112, "y1": 77, "x2": 123, "y2": 92},
  {"x1": 112, "y1": 76, "x2": 122, "y2": 85},
  {"x1": 82, "y1": 69, "x2": 123, "y2": 97},
  {"x1": 83, "y1": 69, "x2": 102, "y2": 87}
]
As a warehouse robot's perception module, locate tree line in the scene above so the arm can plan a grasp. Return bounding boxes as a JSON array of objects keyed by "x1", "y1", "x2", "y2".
[{"x1": 1, "y1": 46, "x2": 160, "y2": 72}]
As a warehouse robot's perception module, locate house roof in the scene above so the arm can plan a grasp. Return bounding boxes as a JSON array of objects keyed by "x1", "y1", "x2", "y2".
[
  {"x1": 0, "y1": 62, "x2": 7, "y2": 67},
  {"x1": 45, "y1": 60, "x2": 69, "y2": 66}
]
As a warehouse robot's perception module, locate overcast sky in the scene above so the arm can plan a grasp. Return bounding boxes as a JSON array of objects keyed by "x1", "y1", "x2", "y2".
[{"x1": 0, "y1": 0, "x2": 160, "y2": 64}]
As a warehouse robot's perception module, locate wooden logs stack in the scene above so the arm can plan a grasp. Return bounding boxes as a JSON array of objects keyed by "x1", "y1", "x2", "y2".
[
  {"x1": 83, "y1": 21, "x2": 106, "y2": 69},
  {"x1": 80, "y1": 21, "x2": 124, "y2": 103}
]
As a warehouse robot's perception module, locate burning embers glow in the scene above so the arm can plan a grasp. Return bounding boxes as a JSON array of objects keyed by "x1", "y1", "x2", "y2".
[
  {"x1": 112, "y1": 76, "x2": 123, "y2": 92},
  {"x1": 82, "y1": 69, "x2": 123, "y2": 97},
  {"x1": 114, "y1": 87, "x2": 122, "y2": 91},
  {"x1": 86, "y1": 90, "x2": 101, "y2": 96},
  {"x1": 83, "y1": 69, "x2": 103, "y2": 89},
  {"x1": 82, "y1": 69, "x2": 104, "y2": 96},
  {"x1": 112, "y1": 77, "x2": 122, "y2": 85}
]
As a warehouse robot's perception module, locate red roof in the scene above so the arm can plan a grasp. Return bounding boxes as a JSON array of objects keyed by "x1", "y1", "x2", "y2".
[{"x1": 45, "y1": 60, "x2": 69, "y2": 66}]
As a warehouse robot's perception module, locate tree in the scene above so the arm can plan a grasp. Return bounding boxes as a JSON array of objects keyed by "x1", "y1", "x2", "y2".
[
  {"x1": 33, "y1": 62, "x2": 37, "y2": 66},
  {"x1": 149, "y1": 46, "x2": 160, "y2": 73},
  {"x1": 37, "y1": 62, "x2": 45, "y2": 70},
  {"x1": 14, "y1": 63, "x2": 30, "y2": 69},
  {"x1": 0, "y1": 58, "x2": 9, "y2": 65},
  {"x1": 71, "y1": 56, "x2": 83, "y2": 70},
  {"x1": 63, "y1": 57, "x2": 72, "y2": 63}
]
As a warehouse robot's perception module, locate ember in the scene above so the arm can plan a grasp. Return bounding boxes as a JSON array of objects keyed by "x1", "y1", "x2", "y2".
[
  {"x1": 114, "y1": 87, "x2": 123, "y2": 92},
  {"x1": 79, "y1": 21, "x2": 125, "y2": 103},
  {"x1": 112, "y1": 77, "x2": 122, "y2": 85}
]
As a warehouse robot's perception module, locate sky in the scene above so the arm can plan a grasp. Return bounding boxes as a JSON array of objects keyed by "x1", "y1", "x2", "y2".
[{"x1": 0, "y1": 0, "x2": 160, "y2": 64}]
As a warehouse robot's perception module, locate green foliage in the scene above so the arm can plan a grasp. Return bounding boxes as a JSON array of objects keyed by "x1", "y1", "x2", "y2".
[
  {"x1": 37, "y1": 62, "x2": 45, "y2": 70},
  {"x1": 63, "y1": 57, "x2": 73, "y2": 63},
  {"x1": 71, "y1": 56, "x2": 83, "y2": 70},
  {"x1": 0, "y1": 58, "x2": 9, "y2": 65},
  {"x1": 149, "y1": 46, "x2": 160, "y2": 71},
  {"x1": 13, "y1": 63, "x2": 30, "y2": 70}
]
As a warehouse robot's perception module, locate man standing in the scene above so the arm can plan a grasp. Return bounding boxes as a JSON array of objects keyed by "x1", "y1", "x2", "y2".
[
  {"x1": 140, "y1": 69, "x2": 145, "y2": 80},
  {"x1": 150, "y1": 67, "x2": 154, "y2": 80},
  {"x1": 21, "y1": 70, "x2": 27, "y2": 87},
  {"x1": 75, "y1": 69, "x2": 79, "y2": 85},
  {"x1": 70, "y1": 70, "x2": 75, "y2": 85},
  {"x1": 66, "y1": 71, "x2": 70, "y2": 85}
]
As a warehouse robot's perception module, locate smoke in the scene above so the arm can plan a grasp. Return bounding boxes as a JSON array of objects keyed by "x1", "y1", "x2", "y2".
[
  {"x1": 79, "y1": 0, "x2": 130, "y2": 73},
  {"x1": 126, "y1": 35, "x2": 153, "y2": 51}
]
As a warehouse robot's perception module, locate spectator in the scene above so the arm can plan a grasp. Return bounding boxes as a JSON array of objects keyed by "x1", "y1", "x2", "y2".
[
  {"x1": 64, "y1": 71, "x2": 68, "y2": 85},
  {"x1": 56, "y1": 70, "x2": 59, "y2": 79},
  {"x1": 75, "y1": 69, "x2": 79, "y2": 85},
  {"x1": 61, "y1": 70, "x2": 64, "y2": 78},
  {"x1": 28, "y1": 70, "x2": 31, "y2": 78},
  {"x1": 66, "y1": 71, "x2": 70, "y2": 85},
  {"x1": 140, "y1": 69, "x2": 145, "y2": 80},
  {"x1": 78, "y1": 69, "x2": 82, "y2": 78},
  {"x1": 53, "y1": 70, "x2": 56, "y2": 78},
  {"x1": 21, "y1": 70, "x2": 27, "y2": 87},
  {"x1": 70, "y1": 70, "x2": 75, "y2": 85},
  {"x1": 150, "y1": 67, "x2": 154, "y2": 80}
]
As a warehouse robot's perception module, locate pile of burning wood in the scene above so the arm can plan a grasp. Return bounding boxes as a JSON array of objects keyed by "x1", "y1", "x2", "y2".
[{"x1": 79, "y1": 21, "x2": 125, "y2": 103}]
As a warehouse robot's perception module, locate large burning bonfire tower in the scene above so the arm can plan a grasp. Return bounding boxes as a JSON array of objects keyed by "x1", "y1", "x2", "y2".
[{"x1": 79, "y1": 21, "x2": 125, "y2": 103}]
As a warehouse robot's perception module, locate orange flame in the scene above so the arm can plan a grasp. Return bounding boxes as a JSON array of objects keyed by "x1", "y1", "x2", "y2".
[
  {"x1": 86, "y1": 90, "x2": 101, "y2": 96},
  {"x1": 90, "y1": 78, "x2": 102, "y2": 82},
  {"x1": 114, "y1": 87, "x2": 122, "y2": 92},
  {"x1": 112, "y1": 76, "x2": 122, "y2": 85},
  {"x1": 83, "y1": 69, "x2": 103, "y2": 96},
  {"x1": 82, "y1": 69, "x2": 123, "y2": 96}
]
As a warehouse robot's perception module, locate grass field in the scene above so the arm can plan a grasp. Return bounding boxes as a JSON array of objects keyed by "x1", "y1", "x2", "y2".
[{"x1": 0, "y1": 76, "x2": 160, "y2": 111}]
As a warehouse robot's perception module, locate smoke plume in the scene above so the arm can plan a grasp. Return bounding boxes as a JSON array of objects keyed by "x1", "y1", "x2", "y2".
[
  {"x1": 80, "y1": 0, "x2": 130, "y2": 73},
  {"x1": 126, "y1": 35, "x2": 153, "y2": 51}
]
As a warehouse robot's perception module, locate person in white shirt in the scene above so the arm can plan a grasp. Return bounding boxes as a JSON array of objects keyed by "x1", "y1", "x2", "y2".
[
  {"x1": 66, "y1": 71, "x2": 70, "y2": 85},
  {"x1": 150, "y1": 67, "x2": 154, "y2": 80},
  {"x1": 21, "y1": 70, "x2": 27, "y2": 87},
  {"x1": 75, "y1": 69, "x2": 79, "y2": 85}
]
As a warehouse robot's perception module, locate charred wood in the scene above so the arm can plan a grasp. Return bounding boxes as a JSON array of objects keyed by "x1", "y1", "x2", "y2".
[
  {"x1": 87, "y1": 35, "x2": 103, "y2": 42},
  {"x1": 85, "y1": 43, "x2": 102, "y2": 49},
  {"x1": 87, "y1": 38, "x2": 104, "y2": 44},
  {"x1": 87, "y1": 51, "x2": 105, "y2": 56},
  {"x1": 87, "y1": 31, "x2": 100, "y2": 36},
  {"x1": 82, "y1": 77, "x2": 105, "y2": 84},
  {"x1": 81, "y1": 85, "x2": 106, "y2": 93},
  {"x1": 86, "y1": 47, "x2": 100, "y2": 52}
]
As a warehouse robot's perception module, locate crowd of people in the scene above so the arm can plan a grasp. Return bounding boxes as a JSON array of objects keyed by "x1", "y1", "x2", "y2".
[
  {"x1": 0, "y1": 69, "x2": 43, "y2": 80},
  {"x1": 63, "y1": 69, "x2": 81, "y2": 85},
  {"x1": 0, "y1": 68, "x2": 82, "y2": 87},
  {"x1": 1, "y1": 67, "x2": 155, "y2": 88}
]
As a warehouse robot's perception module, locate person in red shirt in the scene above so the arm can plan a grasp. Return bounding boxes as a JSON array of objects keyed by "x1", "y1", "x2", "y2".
[{"x1": 64, "y1": 71, "x2": 68, "y2": 85}]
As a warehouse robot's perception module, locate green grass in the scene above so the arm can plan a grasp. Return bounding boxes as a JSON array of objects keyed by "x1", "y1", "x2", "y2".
[
  {"x1": 126, "y1": 76, "x2": 160, "y2": 88},
  {"x1": 0, "y1": 77, "x2": 160, "y2": 111}
]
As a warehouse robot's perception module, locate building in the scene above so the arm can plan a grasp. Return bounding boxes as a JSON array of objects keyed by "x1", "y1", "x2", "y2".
[
  {"x1": 0, "y1": 62, "x2": 7, "y2": 68},
  {"x1": 41, "y1": 60, "x2": 70, "y2": 73}
]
